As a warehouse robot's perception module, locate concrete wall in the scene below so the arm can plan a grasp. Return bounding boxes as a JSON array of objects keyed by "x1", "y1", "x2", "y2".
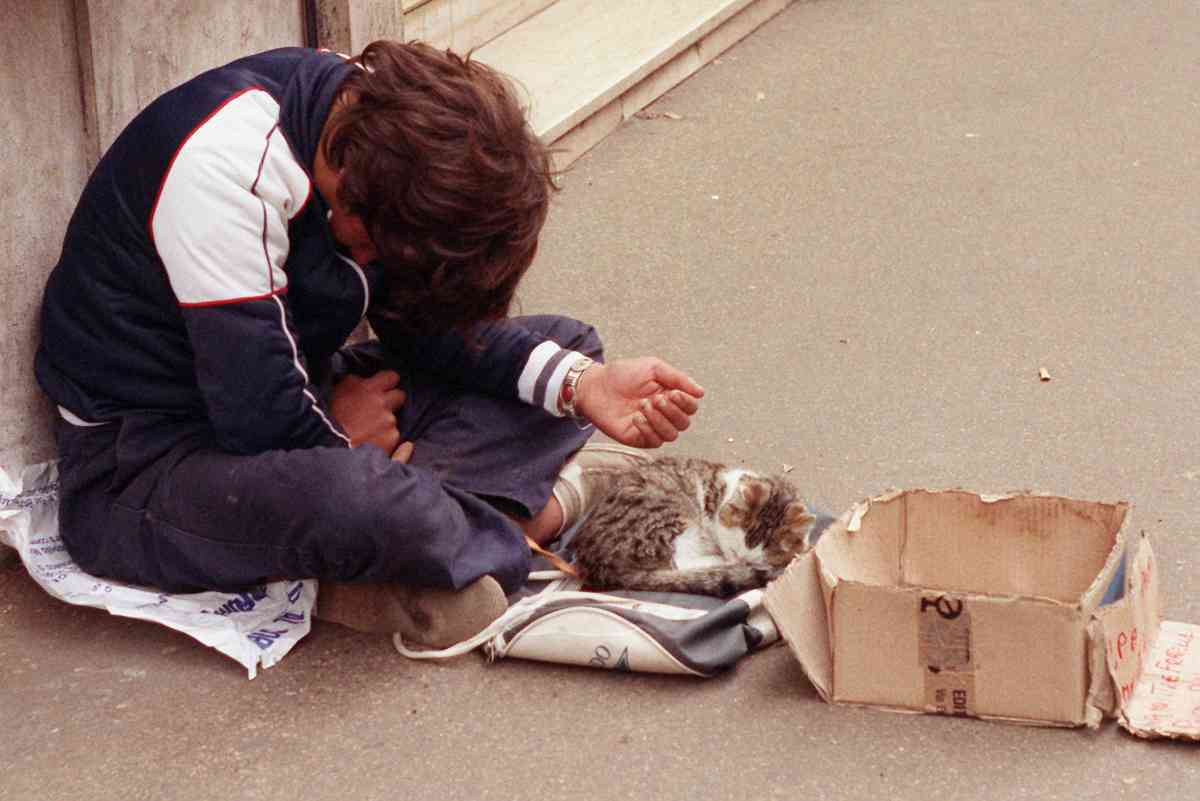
[
  {"x1": 0, "y1": 0, "x2": 302, "y2": 477},
  {"x1": 78, "y1": 0, "x2": 304, "y2": 152},
  {"x1": 0, "y1": 1, "x2": 93, "y2": 476}
]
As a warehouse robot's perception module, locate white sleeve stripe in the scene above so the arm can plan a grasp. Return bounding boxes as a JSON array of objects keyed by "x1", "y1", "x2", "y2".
[
  {"x1": 542, "y1": 351, "x2": 587, "y2": 417},
  {"x1": 272, "y1": 296, "x2": 309, "y2": 381},
  {"x1": 58, "y1": 406, "x2": 111, "y2": 427},
  {"x1": 272, "y1": 295, "x2": 350, "y2": 446},
  {"x1": 517, "y1": 341, "x2": 562, "y2": 405},
  {"x1": 334, "y1": 251, "x2": 371, "y2": 321},
  {"x1": 531, "y1": 347, "x2": 571, "y2": 410}
]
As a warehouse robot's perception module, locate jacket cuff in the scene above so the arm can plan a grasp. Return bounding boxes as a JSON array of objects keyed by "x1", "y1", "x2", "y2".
[{"x1": 516, "y1": 343, "x2": 588, "y2": 416}]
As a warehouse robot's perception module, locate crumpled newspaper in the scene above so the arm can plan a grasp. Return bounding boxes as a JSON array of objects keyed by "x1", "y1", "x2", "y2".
[{"x1": 0, "y1": 461, "x2": 315, "y2": 678}]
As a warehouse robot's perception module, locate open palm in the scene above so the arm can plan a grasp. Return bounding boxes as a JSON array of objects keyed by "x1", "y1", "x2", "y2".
[{"x1": 575, "y1": 357, "x2": 704, "y2": 448}]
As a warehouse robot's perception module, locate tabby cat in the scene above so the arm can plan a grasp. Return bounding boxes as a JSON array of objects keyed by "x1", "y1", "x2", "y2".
[{"x1": 569, "y1": 456, "x2": 824, "y2": 597}]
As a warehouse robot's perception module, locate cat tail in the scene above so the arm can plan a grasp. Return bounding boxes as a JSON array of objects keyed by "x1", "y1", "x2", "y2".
[{"x1": 595, "y1": 565, "x2": 776, "y2": 598}]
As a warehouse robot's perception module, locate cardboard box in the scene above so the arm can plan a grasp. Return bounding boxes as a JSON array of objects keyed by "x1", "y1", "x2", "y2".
[{"x1": 764, "y1": 489, "x2": 1200, "y2": 740}]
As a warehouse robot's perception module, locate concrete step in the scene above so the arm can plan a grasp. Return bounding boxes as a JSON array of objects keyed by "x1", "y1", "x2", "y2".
[
  {"x1": 399, "y1": 0, "x2": 558, "y2": 52},
  {"x1": 477, "y1": 0, "x2": 796, "y2": 167},
  {"x1": 317, "y1": 0, "x2": 558, "y2": 56}
]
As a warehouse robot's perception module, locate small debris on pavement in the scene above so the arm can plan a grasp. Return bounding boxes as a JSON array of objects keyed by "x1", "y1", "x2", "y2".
[
  {"x1": 1038, "y1": 367, "x2": 1052, "y2": 382},
  {"x1": 633, "y1": 110, "x2": 683, "y2": 121},
  {"x1": 756, "y1": 91, "x2": 766, "y2": 102},
  {"x1": 782, "y1": 464, "x2": 794, "y2": 473}
]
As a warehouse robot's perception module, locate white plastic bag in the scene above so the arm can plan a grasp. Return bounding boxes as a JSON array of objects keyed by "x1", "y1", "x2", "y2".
[
  {"x1": 394, "y1": 575, "x2": 779, "y2": 676},
  {"x1": 0, "y1": 461, "x2": 315, "y2": 678}
]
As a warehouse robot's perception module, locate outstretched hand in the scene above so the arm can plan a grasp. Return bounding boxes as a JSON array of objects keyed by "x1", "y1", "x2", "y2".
[{"x1": 574, "y1": 357, "x2": 704, "y2": 448}]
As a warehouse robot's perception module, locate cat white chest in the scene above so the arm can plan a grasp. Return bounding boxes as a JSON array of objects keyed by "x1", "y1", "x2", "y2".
[
  {"x1": 671, "y1": 469, "x2": 769, "y2": 569},
  {"x1": 672, "y1": 525, "x2": 727, "y2": 569}
]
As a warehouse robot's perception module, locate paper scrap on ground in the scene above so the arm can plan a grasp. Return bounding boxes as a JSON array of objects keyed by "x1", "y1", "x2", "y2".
[
  {"x1": 1122, "y1": 620, "x2": 1200, "y2": 740},
  {"x1": 633, "y1": 110, "x2": 683, "y2": 121},
  {"x1": 0, "y1": 461, "x2": 314, "y2": 679}
]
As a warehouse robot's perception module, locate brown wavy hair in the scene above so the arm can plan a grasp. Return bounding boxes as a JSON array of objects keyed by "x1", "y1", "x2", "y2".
[{"x1": 322, "y1": 40, "x2": 556, "y2": 334}]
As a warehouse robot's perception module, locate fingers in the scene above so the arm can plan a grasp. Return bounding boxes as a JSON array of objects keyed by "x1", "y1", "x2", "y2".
[
  {"x1": 632, "y1": 410, "x2": 665, "y2": 448},
  {"x1": 391, "y1": 440, "x2": 414, "y2": 463},
  {"x1": 633, "y1": 383, "x2": 704, "y2": 447},
  {"x1": 636, "y1": 398, "x2": 679, "y2": 446},
  {"x1": 371, "y1": 428, "x2": 400, "y2": 455},
  {"x1": 652, "y1": 391, "x2": 695, "y2": 431},
  {"x1": 665, "y1": 388, "x2": 699, "y2": 416},
  {"x1": 364, "y1": 369, "x2": 402, "y2": 391},
  {"x1": 382, "y1": 388, "x2": 407, "y2": 411},
  {"x1": 651, "y1": 361, "x2": 705, "y2": 399}
]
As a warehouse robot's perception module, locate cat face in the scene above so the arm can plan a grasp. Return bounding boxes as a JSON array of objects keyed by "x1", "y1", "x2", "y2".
[
  {"x1": 718, "y1": 473, "x2": 816, "y2": 566},
  {"x1": 766, "y1": 500, "x2": 818, "y2": 566}
]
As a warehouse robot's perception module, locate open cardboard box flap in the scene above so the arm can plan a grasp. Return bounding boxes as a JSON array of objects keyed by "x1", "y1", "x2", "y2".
[{"x1": 764, "y1": 489, "x2": 1200, "y2": 741}]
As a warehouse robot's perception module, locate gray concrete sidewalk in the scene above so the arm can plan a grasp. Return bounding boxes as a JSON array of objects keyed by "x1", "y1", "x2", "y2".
[{"x1": 3, "y1": 1, "x2": 1198, "y2": 799}]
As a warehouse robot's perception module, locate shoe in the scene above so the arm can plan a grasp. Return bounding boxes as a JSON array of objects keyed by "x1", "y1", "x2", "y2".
[
  {"x1": 316, "y1": 575, "x2": 508, "y2": 648},
  {"x1": 552, "y1": 442, "x2": 652, "y2": 536}
]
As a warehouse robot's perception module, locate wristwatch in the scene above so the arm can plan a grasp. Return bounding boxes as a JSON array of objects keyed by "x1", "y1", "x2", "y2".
[{"x1": 559, "y1": 356, "x2": 595, "y2": 419}]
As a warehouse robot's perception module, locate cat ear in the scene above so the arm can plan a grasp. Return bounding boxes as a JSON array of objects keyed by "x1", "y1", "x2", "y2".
[
  {"x1": 784, "y1": 501, "x2": 816, "y2": 527},
  {"x1": 770, "y1": 502, "x2": 817, "y2": 559},
  {"x1": 738, "y1": 476, "x2": 769, "y2": 510}
]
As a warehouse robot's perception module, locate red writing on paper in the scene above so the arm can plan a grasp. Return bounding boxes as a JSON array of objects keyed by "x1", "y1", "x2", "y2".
[{"x1": 1126, "y1": 622, "x2": 1200, "y2": 736}]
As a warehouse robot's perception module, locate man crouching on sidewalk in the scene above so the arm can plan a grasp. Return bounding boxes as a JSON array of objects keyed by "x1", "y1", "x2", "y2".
[{"x1": 36, "y1": 41, "x2": 703, "y2": 648}]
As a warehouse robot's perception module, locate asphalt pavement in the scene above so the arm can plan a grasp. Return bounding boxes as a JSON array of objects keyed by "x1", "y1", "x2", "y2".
[{"x1": 3, "y1": 1, "x2": 1198, "y2": 799}]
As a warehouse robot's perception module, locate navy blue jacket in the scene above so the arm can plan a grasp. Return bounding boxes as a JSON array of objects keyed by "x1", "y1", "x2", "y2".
[{"x1": 37, "y1": 48, "x2": 581, "y2": 454}]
